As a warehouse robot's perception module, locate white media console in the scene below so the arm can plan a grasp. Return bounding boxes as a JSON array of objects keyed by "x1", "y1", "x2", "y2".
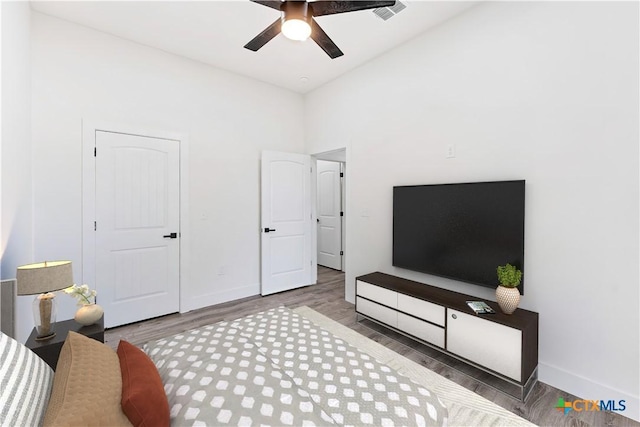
[{"x1": 355, "y1": 272, "x2": 538, "y2": 400}]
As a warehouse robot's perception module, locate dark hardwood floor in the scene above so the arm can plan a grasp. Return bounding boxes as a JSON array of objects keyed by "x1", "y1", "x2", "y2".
[{"x1": 105, "y1": 267, "x2": 637, "y2": 427}]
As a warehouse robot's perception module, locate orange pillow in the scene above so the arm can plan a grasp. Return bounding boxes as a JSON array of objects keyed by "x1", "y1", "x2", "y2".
[{"x1": 117, "y1": 340, "x2": 169, "y2": 427}]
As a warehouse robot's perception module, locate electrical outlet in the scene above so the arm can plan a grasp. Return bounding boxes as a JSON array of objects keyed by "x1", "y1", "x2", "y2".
[{"x1": 446, "y1": 144, "x2": 456, "y2": 159}]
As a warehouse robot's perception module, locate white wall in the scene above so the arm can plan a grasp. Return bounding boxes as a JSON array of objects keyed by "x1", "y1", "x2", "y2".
[
  {"x1": 1, "y1": 1, "x2": 3, "y2": 325},
  {"x1": 29, "y1": 12, "x2": 305, "y2": 341},
  {"x1": 305, "y1": 1, "x2": 639, "y2": 421},
  {"x1": 1, "y1": 2, "x2": 33, "y2": 338}
]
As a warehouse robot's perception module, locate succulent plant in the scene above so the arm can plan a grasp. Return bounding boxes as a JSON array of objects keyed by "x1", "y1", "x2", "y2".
[{"x1": 496, "y1": 263, "x2": 522, "y2": 288}]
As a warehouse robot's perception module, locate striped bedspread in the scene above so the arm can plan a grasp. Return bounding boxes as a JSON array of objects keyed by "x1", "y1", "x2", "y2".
[{"x1": 0, "y1": 332, "x2": 53, "y2": 426}]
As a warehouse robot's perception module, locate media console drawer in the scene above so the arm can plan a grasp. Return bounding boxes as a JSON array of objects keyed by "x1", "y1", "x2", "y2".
[
  {"x1": 356, "y1": 297, "x2": 397, "y2": 328},
  {"x1": 397, "y1": 312, "x2": 444, "y2": 348},
  {"x1": 356, "y1": 281, "x2": 398, "y2": 308},
  {"x1": 397, "y1": 293, "x2": 445, "y2": 326}
]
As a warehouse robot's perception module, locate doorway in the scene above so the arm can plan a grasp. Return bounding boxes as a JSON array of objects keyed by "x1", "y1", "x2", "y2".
[
  {"x1": 257, "y1": 148, "x2": 347, "y2": 298},
  {"x1": 313, "y1": 149, "x2": 346, "y2": 274},
  {"x1": 316, "y1": 160, "x2": 343, "y2": 271}
]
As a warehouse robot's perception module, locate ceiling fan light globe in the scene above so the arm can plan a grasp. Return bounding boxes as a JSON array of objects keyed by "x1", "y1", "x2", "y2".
[{"x1": 281, "y1": 18, "x2": 312, "y2": 41}]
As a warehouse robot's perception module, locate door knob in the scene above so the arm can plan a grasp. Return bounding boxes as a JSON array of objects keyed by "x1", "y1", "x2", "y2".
[
  {"x1": 264, "y1": 228, "x2": 276, "y2": 233},
  {"x1": 163, "y1": 232, "x2": 178, "y2": 239}
]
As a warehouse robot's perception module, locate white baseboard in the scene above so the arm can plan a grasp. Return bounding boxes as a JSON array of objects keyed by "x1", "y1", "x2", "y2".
[
  {"x1": 180, "y1": 283, "x2": 260, "y2": 313},
  {"x1": 539, "y1": 362, "x2": 639, "y2": 422}
]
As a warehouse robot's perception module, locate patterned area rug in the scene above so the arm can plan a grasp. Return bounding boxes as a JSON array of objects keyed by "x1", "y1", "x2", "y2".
[{"x1": 293, "y1": 306, "x2": 536, "y2": 427}]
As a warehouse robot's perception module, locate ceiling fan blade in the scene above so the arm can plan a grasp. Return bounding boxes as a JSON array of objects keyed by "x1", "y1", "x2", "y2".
[
  {"x1": 244, "y1": 18, "x2": 282, "y2": 52},
  {"x1": 250, "y1": 0, "x2": 283, "y2": 11},
  {"x1": 310, "y1": 19, "x2": 343, "y2": 59},
  {"x1": 310, "y1": 1, "x2": 396, "y2": 17}
]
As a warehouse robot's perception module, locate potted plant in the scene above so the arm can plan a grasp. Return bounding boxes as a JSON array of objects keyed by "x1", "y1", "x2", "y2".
[
  {"x1": 496, "y1": 263, "x2": 522, "y2": 314},
  {"x1": 64, "y1": 284, "x2": 104, "y2": 326}
]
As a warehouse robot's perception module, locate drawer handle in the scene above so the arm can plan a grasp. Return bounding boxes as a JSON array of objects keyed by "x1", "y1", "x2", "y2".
[{"x1": 451, "y1": 314, "x2": 457, "y2": 319}]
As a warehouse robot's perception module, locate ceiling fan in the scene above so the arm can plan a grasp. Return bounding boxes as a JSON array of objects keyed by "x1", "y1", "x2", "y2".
[{"x1": 244, "y1": 0, "x2": 396, "y2": 59}]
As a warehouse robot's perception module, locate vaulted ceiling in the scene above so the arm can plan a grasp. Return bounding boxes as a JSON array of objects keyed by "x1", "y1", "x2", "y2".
[{"x1": 31, "y1": 1, "x2": 477, "y2": 93}]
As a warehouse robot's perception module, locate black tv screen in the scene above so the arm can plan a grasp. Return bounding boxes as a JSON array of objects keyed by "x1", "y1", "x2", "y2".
[{"x1": 393, "y1": 180, "x2": 525, "y2": 293}]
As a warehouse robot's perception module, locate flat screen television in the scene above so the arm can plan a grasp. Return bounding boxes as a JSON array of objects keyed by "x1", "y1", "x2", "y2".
[{"x1": 393, "y1": 180, "x2": 525, "y2": 293}]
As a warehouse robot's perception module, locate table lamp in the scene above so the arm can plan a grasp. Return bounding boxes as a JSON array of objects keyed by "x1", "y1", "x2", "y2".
[{"x1": 16, "y1": 261, "x2": 73, "y2": 341}]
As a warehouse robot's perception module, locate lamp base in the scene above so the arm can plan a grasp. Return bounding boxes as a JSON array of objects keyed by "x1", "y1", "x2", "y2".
[
  {"x1": 35, "y1": 332, "x2": 56, "y2": 341},
  {"x1": 32, "y1": 293, "x2": 57, "y2": 341}
]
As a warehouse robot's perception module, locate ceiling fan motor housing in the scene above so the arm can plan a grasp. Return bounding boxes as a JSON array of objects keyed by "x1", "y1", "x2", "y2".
[{"x1": 282, "y1": 1, "x2": 311, "y2": 23}]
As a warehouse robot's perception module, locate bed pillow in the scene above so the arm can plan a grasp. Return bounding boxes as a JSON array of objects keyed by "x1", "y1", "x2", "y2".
[
  {"x1": 0, "y1": 331, "x2": 54, "y2": 426},
  {"x1": 43, "y1": 331, "x2": 132, "y2": 426},
  {"x1": 117, "y1": 340, "x2": 169, "y2": 427}
]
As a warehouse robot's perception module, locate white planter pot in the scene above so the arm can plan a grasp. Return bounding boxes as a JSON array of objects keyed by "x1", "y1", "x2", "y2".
[
  {"x1": 495, "y1": 286, "x2": 520, "y2": 315},
  {"x1": 74, "y1": 304, "x2": 104, "y2": 326}
]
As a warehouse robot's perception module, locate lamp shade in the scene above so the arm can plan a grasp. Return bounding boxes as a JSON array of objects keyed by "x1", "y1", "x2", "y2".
[{"x1": 16, "y1": 261, "x2": 73, "y2": 295}]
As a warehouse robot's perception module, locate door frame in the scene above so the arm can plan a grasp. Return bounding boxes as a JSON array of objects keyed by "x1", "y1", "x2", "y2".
[
  {"x1": 81, "y1": 120, "x2": 190, "y2": 314},
  {"x1": 315, "y1": 159, "x2": 343, "y2": 271},
  {"x1": 311, "y1": 147, "x2": 349, "y2": 289}
]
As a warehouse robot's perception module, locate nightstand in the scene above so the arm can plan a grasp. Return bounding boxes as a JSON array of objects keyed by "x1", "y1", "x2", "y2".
[{"x1": 25, "y1": 317, "x2": 105, "y2": 370}]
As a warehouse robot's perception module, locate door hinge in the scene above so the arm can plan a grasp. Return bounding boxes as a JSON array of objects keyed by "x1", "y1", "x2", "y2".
[
  {"x1": 340, "y1": 211, "x2": 344, "y2": 216},
  {"x1": 340, "y1": 172, "x2": 344, "y2": 178},
  {"x1": 94, "y1": 147, "x2": 97, "y2": 157},
  {"x1": 94, "y1": 221, "x2": 97, "y2": 231},
  {"x1": 340, "y1": 251, "x2": 344, "y2": 256}
]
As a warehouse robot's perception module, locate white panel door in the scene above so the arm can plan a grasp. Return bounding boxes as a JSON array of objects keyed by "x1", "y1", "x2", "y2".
[
  {"x1": 261, "y1": 151, "x2": 313, "y2": 296},
  {"x1": 316, "y1": 160, "x2": 342, "y2": 270},
  {"x1": 95, "y1": 131, "x2": 180, "y2": 328}
]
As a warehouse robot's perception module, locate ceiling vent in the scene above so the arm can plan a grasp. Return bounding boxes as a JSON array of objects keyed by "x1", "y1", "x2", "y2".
[{"x1": 373, "y1": 1, "x2": 407, "y2": 21}]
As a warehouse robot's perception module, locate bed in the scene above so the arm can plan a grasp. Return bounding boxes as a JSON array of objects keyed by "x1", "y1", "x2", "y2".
[{"x1": 0, "y1": 307, "x2": 448, "y2": 426}]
